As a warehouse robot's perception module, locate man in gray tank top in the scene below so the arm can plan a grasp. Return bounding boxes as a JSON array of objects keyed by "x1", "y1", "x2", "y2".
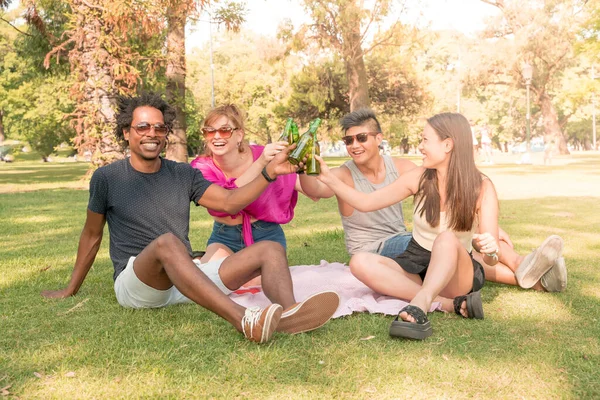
[
  {"x1": 299, "y1": 109, "x2": 566, "y2": 293},
  {"x1": 299, "y1": 109, "x2": 416, "y2": 260}
]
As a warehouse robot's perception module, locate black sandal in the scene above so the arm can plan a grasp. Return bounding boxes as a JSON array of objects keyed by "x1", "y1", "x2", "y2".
[
  {"x1": 453, "y1": 291, "x2": 484, "y2": 319},
  {"x1": 389, "y1": 305, "x2": 433, "y2": 340}
]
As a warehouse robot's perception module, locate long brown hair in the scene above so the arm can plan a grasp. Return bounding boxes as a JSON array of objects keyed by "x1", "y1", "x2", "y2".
[
  {"x1": 415, "y1": 112, "x2": 482, "y2": 231},
  {"x1": 202, "y1": 104, "x2": 248, "y2": 156}
]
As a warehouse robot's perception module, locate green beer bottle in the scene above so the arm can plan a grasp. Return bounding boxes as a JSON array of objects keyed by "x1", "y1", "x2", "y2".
[
  {"x1": 290, "y1": 121, "x2": 300, "y2": 145},
  {"x1": 306, "y1": 140, "x2": 321, "y2": 175},
  {"x1": 306, "y1": 132, "x2": 320, "y2": 175},
  {"x1": 277, "y1": 118, "x2": 294, "y2": 142},
  {"x1": 288, "y1": 118, "x2": 321, "y2": 165}
]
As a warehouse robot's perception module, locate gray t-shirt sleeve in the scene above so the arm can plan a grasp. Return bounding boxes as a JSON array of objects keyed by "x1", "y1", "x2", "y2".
[
  {"x1": 88, "y1": 168, "x2": 108, "y2": 214},
  {"x1": 191, "y1": 167, "x2": 213, "y2": 206}
]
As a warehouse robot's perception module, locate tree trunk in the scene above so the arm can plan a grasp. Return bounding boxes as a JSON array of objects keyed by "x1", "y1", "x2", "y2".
[
  {"x1": 74, "y1": 0, "x2": 123, "y2": 167},
  {"x1": 538, "y1": 92, "x2": 569, "y2": 155},
  {"x1": 0, "y1": 109, "x2": 5, "y2": 142},
  {"x1": 342, "y1": 22, "x2": 370, "y2": 111},
  {"x1": 165, "y1": 5, "x2": 188, "y2": 162}
]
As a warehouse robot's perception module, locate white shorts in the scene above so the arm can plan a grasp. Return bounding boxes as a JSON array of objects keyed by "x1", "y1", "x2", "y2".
[{"x1": 114, "y1": 256, "x2": 232, "y2": 308}]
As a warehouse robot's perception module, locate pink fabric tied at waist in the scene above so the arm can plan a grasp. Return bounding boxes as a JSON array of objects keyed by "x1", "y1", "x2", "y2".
[{"x1": 190, "y1": 145, "x2": 298, "y2": 247}]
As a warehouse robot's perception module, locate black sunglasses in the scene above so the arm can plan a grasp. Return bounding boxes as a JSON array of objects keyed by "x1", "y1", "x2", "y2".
[
  {"x1": 341, "y1": 132, "x2": 380, "y2": 146},
  {"x1": 131, "y1": 122, "x2": 170, "y2": 137},
  {"x1": 201, "y1": 126, "x2": 239, "y2": 139}
]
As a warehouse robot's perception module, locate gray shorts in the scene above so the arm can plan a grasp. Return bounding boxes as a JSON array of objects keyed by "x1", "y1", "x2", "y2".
[{"x1": 114, "y1": 256, "x2": 231, "y2": 308}]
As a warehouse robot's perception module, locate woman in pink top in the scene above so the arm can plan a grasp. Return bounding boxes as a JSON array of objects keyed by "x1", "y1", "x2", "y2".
[{"x1": 190, "y1": 104, "x2": 309, "y2": 267}]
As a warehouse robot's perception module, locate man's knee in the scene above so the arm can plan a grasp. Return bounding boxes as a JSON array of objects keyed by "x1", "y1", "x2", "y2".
[
  {"x1": 253, "y1": 240, "x2": 286, "y2": 256},
  {"x1": 154, "y1": 233, "x2": 184, "y2": 254}
]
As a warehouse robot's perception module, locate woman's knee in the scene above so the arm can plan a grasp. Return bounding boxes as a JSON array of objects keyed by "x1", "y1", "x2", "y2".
[
  {"x1": 349, "y1": 253, "x2": 373, "y2": 279},
  {"x1": 433, "y1": 231, "x2": 460, "y2": 250}
]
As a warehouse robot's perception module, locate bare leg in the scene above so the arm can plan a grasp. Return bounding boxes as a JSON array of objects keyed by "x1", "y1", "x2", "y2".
[
  {"x1": 401, "y1": 232, "x2": 474, "y2": 322},
  {"x1": 476, "y1": 239, "x2": 546, "y2": 291},
  {"x1": 201, "y1": 243, "x2": 233, "y2": 263},
  {"x1": 349, "y1": 252, "x2": 455, "y2": 313},
  {"x1": 134, "y1": 233, "x2": 246, "y2": 331},
  {"x1": 202, "y1": 243, "x2": 263, "y2": 287},
  {"x1": 218, "y1": 241, "x2": 295, "y2": 309}
]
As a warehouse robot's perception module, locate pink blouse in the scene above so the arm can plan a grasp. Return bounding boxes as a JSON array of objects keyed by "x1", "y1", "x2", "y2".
[{"x1": 190, "y1": 145, "x2": 298, "y2": 247}]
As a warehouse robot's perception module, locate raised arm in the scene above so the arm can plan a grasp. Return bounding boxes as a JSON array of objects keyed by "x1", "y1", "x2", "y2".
[
  {"x1": 297, "y1": 166, "x2": 349, "y2": 199},
  {"x1": 198, "y1": 147, "x2": 297, "y2": 214},
  {"x1": 315, "y1": 155, "x2": 422, "y2": 212},
  {"x1": 235, "y1": 141, "x2": 289, "y2": 187},
  {"x1": 41, "y1": 210, "x2": 106, "y2": 298}
]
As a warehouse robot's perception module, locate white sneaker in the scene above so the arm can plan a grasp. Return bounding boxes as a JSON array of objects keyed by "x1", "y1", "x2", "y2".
[
  {"x1": 540, "y1": 257, "x2": 567, "y2": 292},
  {"x1": 277, "y1": 291, "x2": 340, "y2": 334},
  {"x1": 515, "y1": 235, "x2": 563, "y2": 288}
]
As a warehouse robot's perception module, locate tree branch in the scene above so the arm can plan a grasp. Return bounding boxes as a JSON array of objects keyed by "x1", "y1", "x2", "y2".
[
  {"x1": 80, "y1": 0, "x2": 106, "y2": 12},
  {"x1": 0, "y1": 17, "x2": 32, "y2": 36},
  {"x1": 364, "y1": 20, "x2": 400, "y2": 55}
]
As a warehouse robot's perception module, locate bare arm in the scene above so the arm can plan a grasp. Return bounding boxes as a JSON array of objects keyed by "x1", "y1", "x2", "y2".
[
  {"x1": 392, "y1": 157, "x2": 418, "y2": 174},
  {"x1": 235, "y1": 142, "x2": 288, "y2": 187},
  {"x1": 315, "y1": 155, "x2": 422, "y2": 212},
  {"x1": 472, "y1": 178, "x2": 500, "y2": 266},
  {"x1": 198, "y1": 147, "x2": 298, "y2": 214},
  {"x1": 294, "y1": 176, "x2": 320, "y2": 202},
  {"x1": 297, "y1": 166, "x2": 349, "y2": 199},
  {"x1": 41, "y1": 210, "x2": 106, "y2": 298}
]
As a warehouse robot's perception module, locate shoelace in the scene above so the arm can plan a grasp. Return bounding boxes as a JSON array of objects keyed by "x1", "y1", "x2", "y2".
[{"x1": 241, "y1": 306, "x2": 262, "y2": 338}]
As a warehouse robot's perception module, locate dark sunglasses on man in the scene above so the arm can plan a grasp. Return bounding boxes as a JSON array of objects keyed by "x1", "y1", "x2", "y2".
[
  {"x1": 341, "y1": 132, "x2": 380, "y2": 146},
  {"x1": 130, "y1": 122, "x2": 171, "y2": 137},
  {"x1": 201, "y1": 126, "x2": 239, "y2": 139}
]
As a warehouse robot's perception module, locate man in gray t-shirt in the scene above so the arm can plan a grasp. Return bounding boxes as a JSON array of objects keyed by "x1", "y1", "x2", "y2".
[{"x1": 41, "y1": 93, "x2": 340, "y2": 343}]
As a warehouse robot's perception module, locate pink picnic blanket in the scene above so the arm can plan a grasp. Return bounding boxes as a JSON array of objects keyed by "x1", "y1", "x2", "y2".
[{"x1": 230, "y1": 260, "x2": 442, "y2": 318}]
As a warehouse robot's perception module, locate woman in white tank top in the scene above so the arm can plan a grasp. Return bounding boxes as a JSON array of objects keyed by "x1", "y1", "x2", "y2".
[{"x1": 316, "y1": 113, "x2": 501, "y2": 340}]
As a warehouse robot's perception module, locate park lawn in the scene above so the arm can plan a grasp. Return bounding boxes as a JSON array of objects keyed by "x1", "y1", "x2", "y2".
[{"x1": 0, "y1": 157, "x2": 599, "y2": 399}]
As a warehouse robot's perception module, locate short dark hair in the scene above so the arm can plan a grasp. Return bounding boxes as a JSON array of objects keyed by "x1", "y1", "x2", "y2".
[
  {"x1": 114, "y1": 92, "x2": 176, "y2": 144},
  {"x1": 340, "y1": 108, "x2": 382, "y2": 134}
]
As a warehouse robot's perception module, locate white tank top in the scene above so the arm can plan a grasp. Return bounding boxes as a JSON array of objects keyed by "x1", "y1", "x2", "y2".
[{"x1": 412, "y1": 207, "x2": 477, "y2": 252}]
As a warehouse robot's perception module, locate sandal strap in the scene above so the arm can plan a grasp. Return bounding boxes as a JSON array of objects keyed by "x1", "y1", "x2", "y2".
[
  {"x1": 453, "y1": 295, "x2": 466, "y2": 316},
  {"x1": 396, "y1": 305, "x2": 428, "y2": 324}
]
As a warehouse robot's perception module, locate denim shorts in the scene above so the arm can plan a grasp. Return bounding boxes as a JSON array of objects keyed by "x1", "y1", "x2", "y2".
[
  {"x1": 207, "y1": 220, "x2": 287, "y2": 253},
  {"x1": 378, "y1": 233, "x2": 413, "y2": 258}
]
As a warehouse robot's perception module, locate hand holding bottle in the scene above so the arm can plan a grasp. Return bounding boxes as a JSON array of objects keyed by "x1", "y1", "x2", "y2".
[
  {"x1": 267, "y1": 143, "x2": 299, "y2": 176},
  {"x1": 473, "y1": 232, "x2": 499, "y2": 258},
  {"x1": 313, "y1": 155, "x2": 335, "y2": 185},
  {"x1": 260, "y1": 141, "x2": 289, "y2": 165}
]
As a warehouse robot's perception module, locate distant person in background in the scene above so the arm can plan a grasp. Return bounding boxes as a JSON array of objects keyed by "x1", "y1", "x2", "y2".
[
  {"x1": 480, "y1": 125, "x2": 493, "y2": 164},
  {"x1": 544, "y1": 139, "x2": 555, "y2": 165},
  {"x1": 470, "y1": 120, "x2": 479, "y2": 162}
]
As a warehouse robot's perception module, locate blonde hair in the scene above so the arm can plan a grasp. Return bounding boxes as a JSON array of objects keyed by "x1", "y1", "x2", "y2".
[{"x1": 202, "y1": 104, "x2": 248, "y2": 156}]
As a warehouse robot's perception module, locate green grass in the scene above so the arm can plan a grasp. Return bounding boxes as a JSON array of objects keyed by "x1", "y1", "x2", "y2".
[{"x1": 1, "y1": 155, "x2": 599, "y2": 399}]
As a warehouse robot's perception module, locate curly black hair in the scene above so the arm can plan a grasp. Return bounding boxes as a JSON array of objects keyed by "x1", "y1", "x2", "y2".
[{"x1": 114, "y1": 92, "x2": 176, "y2": 144}]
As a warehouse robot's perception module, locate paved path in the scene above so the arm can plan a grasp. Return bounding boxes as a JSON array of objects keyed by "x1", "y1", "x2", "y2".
[{"x1": 476, "y1": 152, "x2": 600, "y2": 200}]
